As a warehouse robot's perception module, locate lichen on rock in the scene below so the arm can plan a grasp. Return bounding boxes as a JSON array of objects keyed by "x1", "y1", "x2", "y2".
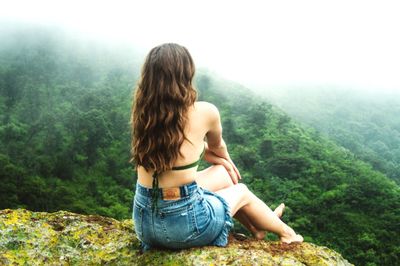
[{"x1": 0, "y1": 209, "x2": 353, "y2": 265}]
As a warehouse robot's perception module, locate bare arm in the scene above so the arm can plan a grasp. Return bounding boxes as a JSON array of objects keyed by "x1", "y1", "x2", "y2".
[
  {"x1": 207, "y1": 137, "x2": 231, "y2": 161},
  {"x1": 204, "y1": 103, "x2": 241, "y2": 183},
  {"x1": 205, "y1": 103, "x2": 228, "y2": 157},
  {"x1": 203, "y1": 142, "x2": 225, "y2": 164},
  {"x1": 203, "y1": 142, "x2": 240, "y2": 183}
]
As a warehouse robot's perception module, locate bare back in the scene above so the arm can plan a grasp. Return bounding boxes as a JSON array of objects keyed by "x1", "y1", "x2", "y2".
[{"x1": 137, "y1": 101, "x2": 220, "y2": 188}]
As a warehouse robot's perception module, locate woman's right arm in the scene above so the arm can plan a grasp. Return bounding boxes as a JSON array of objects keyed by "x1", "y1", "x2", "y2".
[{"x1": 204, "y1": 102, "x2": 242, "y2": 183}]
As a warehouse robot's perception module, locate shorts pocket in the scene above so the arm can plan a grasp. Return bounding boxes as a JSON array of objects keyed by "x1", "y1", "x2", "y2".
[
  {"x1": 133, "y1": 201, "x2": 144, "y2": 241},
  {"x1": 160, "y1": 204, "x2": 198, "y2": 243},
  {"x1": 193, "y1": 194, "x2": 210, "y2": 233}
]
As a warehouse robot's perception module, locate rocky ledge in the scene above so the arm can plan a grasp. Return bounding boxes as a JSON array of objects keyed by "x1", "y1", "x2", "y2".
[{"x1": 0, "y1": 209, "x2": 353, "y2": 265}]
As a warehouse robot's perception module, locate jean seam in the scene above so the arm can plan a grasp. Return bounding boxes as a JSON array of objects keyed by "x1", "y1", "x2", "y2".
[
  {"x1": 189, "y1": 203, "x2": 200, "y2": 236},
  {"x1": 134, "y1": 203, "x2": 144, "y2": 242}
]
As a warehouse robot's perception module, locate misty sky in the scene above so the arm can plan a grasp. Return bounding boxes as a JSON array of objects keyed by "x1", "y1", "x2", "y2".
[{"x1": 2, "y1": 0, "x2": 400, "y2": 91}]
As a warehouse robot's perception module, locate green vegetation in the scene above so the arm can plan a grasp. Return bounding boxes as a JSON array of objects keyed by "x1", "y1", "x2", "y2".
[
  {"x1": 0, "y1": 23, "x2": 137, "y2": 219},
  {"x1": 1, "y1": 24, "x2": 399, "y2": 265},
  {"x1": 260, "y1": 86, "x2": 400, "y2": 184}
]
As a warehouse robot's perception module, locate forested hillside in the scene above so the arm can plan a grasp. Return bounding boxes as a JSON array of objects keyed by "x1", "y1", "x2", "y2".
[
  {"x1": 260, "y1": 87, "x2": 400, "y2": 184},
  {"x1": 0, "y1": 24, "x2": 138, "y2": 219},
  {"x1": 1, "y1": 24, "x2": 399, "y2": 265}
]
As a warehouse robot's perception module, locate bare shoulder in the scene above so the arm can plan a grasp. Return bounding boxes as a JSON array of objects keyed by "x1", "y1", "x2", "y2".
[
  {"x1": 194, "y1": 101, "x2": 220, "y2": 117},
  {"x1": 194, "y1": 102, "x2": 222, "y2": 142}
]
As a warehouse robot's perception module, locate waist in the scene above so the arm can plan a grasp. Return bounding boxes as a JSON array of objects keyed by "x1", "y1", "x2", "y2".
[
  {"x1": 137, "y1": 171, "x2": 197, "y2": 188},
  {"x1": 135, "y1": 181, "x2": 199, "y2": 203}
]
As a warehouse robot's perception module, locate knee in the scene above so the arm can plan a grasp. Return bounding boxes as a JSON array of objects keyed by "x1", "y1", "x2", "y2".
[
  {"x1": 237, "y1": 183, "x2": 249, "y2": 193},
  {"x1": 235, "y1": 183, "x2": 251, "y2": 204},
  {"x1": 235, "y1": 183, "x2": 250, "y2": 198},
  {"x1": 215, "y1": 164, "x2": 234, "y2": 187}
]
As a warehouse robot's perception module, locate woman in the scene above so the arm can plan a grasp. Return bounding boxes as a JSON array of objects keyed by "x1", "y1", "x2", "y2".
[{"x1": 130, "y1": 43, "x2": 303, "y2": 251}]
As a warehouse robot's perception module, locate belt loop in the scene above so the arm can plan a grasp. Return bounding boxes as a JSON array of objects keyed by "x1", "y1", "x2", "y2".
[{"x1": 182, "y1": 185, "x2": 189, "y2": 197}]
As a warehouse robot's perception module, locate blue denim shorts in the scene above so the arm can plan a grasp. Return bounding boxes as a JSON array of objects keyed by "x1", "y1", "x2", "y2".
[{"x1": 132, "y1": 181, "x2": 233, "y2": 251}]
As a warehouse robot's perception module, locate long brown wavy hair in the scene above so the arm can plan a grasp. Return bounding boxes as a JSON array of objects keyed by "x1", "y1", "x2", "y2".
[{"x1": 130, "y1": 43, "x2": 197, "y2": 172}]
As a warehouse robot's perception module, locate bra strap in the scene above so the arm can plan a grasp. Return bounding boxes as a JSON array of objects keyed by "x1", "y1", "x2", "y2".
[{"x1": 171, "y1": 145, "x2": 205, "y2": 170}]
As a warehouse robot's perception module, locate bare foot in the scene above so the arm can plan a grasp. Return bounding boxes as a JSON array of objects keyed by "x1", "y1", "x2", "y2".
[
  {"x1": 253, "y1": 203, "x2": 285, "y2": 240},
  {"x1": 253, "y1": 230, "x2": 266, "y2": 240},
  {"x1": 281, "y1": 234, "x2": 303, "y2": 244},
  {"x1": 280, "y1": 226, "x2": 304, "y2": 244},
  {"x1": 274, "y1": 203, "x2": 285, "y2": 218}
]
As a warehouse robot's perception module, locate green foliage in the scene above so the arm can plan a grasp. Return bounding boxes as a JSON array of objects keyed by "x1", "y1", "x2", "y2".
[
  {"x1": 0, "y1": 24, "x2": 399, "y2": 265},
  {"x1": 261, "y1": 86, "x2": 400, "y2": 184},
  {"x1": 0, "y1": 24, "x2": 135, "y2": 219}
]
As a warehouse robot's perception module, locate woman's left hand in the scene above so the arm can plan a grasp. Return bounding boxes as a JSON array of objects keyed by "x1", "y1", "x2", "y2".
[
  {"x1": 204, "y1": 147, "x2": 241, "y2": 184},
  {"x1": 227, "y1": 158, "x2": 241, "y2": 182},
  {"x1": 220, "y1": 157, "x2": 240, "y2": 184}
]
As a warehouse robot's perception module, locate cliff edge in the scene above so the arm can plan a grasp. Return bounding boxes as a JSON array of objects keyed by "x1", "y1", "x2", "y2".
[{"x1": 0, "y1": 209, "x2": 353, "y2": 265}]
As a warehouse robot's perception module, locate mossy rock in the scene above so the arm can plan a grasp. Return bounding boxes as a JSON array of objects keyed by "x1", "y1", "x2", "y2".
[{"x1": 0, "y1": 209, "x2": 353, "y2": 265}]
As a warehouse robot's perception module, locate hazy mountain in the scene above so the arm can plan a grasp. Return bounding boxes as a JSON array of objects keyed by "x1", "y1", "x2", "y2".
[
  {"x1": 258, "y1": 86, "x2": 400, "y2": 184},
  {"x1": 1, "y1": 23, "x2": 399, "y2": 265}
]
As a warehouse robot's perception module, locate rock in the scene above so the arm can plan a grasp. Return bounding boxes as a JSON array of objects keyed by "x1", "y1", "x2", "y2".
[{"x1": 0, "y1": 209, "x2": 353, "y2": 265}]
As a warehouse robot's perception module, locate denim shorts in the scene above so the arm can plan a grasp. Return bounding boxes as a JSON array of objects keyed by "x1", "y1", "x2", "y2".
[{"x1": 132, "y1": 181, "x2": 233, "y2": 251}]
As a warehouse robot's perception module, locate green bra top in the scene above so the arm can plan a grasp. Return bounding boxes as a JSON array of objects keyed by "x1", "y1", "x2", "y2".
[
  {"x1": 151, "y1": 144, "x2": 206, "y2": 210},
  {"x1": 170, "y1": 144, "x2": 206, "y2": 170}
]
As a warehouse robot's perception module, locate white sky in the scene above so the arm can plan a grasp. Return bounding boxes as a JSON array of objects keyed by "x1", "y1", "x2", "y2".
[{"x1": 1, "y1": 0, "x2": 400, "y2": 91}]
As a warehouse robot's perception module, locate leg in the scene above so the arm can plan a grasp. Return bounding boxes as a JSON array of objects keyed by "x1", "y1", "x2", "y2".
[
  {"x1": 195, "y1": 164, "x2": 234, "y2": 191},
  {"x1": 196, "y1": 165, "x2": 263, "y2": 236},
  {"x1": 216, "y1": 184, "x2": 303, "y2": 243},
  {"x1": 196, "y1": 165, "x2": 284, "y2": 239}
]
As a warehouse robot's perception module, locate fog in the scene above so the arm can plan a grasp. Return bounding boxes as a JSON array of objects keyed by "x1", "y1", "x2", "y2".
[{"x1": 2, "y1": 0, "x2": 400, "y2": 92}]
